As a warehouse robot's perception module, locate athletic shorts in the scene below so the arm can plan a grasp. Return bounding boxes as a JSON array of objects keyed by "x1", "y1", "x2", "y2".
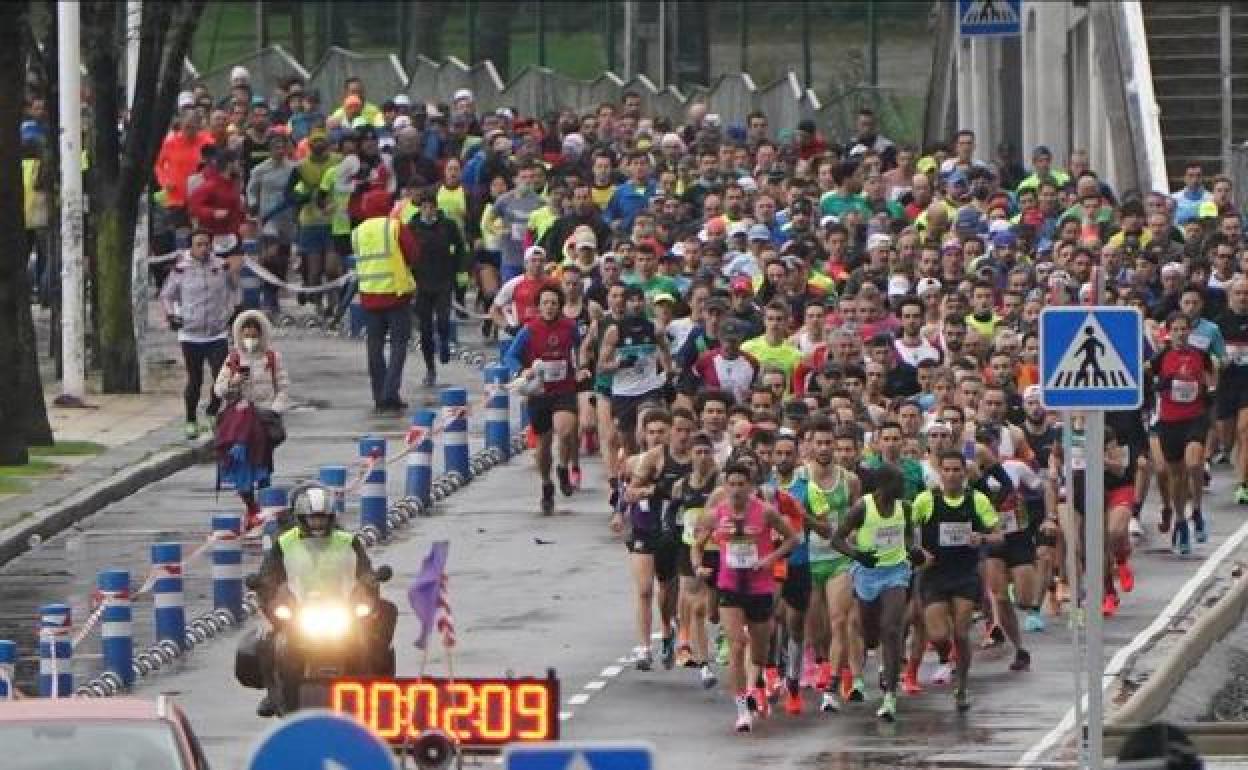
[
  {"x1": 810, "y1": 558, "x2": 852, "y2": 589},
  {"x1": 1156, "y1": 415, "x2": 1209, "y2": 463},
  {"x1": 626, "y1": 529, "x2": 680, "y2": 582},
  {"x1": 851, "y1": 562, "x2": 912, "y2": 603},
  {"x1": 297, "y1": 224, "x2": 331, "y2": 255},
  {"x1": 1074, "y1": 484, "x2": 1135, "y2": 517},
  {"x1": 677, "y1": 542, "x2": 695, "y2": 578},
  {"x1": 576, "y1": 375, "x2": 593, "y2": 394},
  {"x1": 780, "y1": 562, "x2": 812, "y2": 613},
  {"x1": 701, "y1": 549, "x2": 721, "y2": 588},
  {"x1": 1216, "y1": 373, "x2": 1248, "y2": 419},
  {"x1": 611, "y1": 390, "x2": 666, "y2": 435},
  {"x1": 527, "y1": 392, "x2": 577, "y2": 435},
  {"x1": 918, "y1": 569, "x2": 982, "y2": 606},
  {"x1": 718, "y1": 591, "x2": 774, "y2": 623},
  {"x1": 987, "y1": 530, "x2": 1036, "y2": 569}
]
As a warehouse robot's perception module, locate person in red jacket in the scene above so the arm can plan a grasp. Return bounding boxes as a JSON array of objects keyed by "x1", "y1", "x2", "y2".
[
  {"x1": 187, "y1": 151, "x2": 246, "y2": 255},
  {"x1": 156, "y1": 109, "x2": 215, "y2": 227}
]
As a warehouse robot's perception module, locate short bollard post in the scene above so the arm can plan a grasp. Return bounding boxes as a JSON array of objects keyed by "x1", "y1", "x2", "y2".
[
  {"x1": 37, "y1": 603, "x2": 72, "y2": 697},
  {"x1": 258, "y1": 486, "x2": 289, "y2": 549},
  {"x1": 406, "y1": 409, "x2": 436, "y2": 506},
  {"x1": 318, "y1": 465, "x2": 348, "y2": 515},
  {"x1": 0, "y1": 639, "x2": 16, "y2": 699},
  {"x1": 151, "y1": 543, "x2": 186, "y2": 650},
  {"x1": 359, "y1": 436, "x2": 388, "y2": 539},
  {"x1": 98, "y1": 569, "x2": 134, "y2": 689},
  {"x1": 484, "y1": 365, "x2": 511, "y2": 461},
  {"x1": 440, "y1": 387, "x2": 471, "y2": 480},
  {"x1": 211, "y1": 514, "x2": 243, "y2": 622}
]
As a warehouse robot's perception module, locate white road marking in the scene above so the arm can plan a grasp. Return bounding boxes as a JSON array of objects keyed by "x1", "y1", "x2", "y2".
[
  {"x1": 617, "y1": 656, "x2": 631, "y2": 664},
  {"x1": 1013, "y1": 516, "x2": 1248, "y2": 769},
  {"x1": 601, "y1": 665, "x2": 623, "y2": 677},
  {"x1": 584, "y1": 680, "x2": 606, "y2": 690},
  {"x1": 568, "y1": 693, "x2": 591, "y2": 705}
]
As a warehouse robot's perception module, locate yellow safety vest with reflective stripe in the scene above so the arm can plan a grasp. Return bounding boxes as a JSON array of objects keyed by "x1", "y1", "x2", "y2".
[
  {"x1": 351, "y1": 216, "x2": 416, "y2": 297},
  {"x1": 278, "y1": 528, "x2": 357, "y2": 599}
]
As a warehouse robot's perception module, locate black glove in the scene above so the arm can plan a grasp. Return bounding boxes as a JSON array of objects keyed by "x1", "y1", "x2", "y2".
[
  {"x1": 907, "y1": 547, "x2": 928, "y2": 567},
  {"x1": 851, "y1": 549, "x2": 878, "y2": 568},
  {"x1": 167, "y1": 314, "x2": 183, "y2": 331}
]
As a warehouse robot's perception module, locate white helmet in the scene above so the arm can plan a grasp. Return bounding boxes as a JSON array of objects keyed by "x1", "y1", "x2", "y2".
[{"x1": 289, "y1": 482, "x2": 336, "y2": 537}]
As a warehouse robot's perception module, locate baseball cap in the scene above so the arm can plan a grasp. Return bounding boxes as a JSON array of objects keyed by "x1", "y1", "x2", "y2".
[
  {"x1": 524, "y1": 245, "x2": 547, "y2": 260},
  {"x1": 992, "y1": 230, "x2": 1018, "y2": 248},
  {"x1": 820, "y1": 214, "x2": 840, "y2": 229},
  {"x1": 730, "y1": 275, "x2": 753, "y2": 294},
  {"x1": 970, "y1": 255, "x2": 998, "y2": 275},
  {"x1": 230, "y1": 66, "x2": 250, "y2": 83},
  {"x1": 1033, "y1": 145, "x2": 1052, "y2": 159},
  {"x1": 177, "y1": 91, "x2": 195, "y2": 110},
  {"x1": 393, "y1": 115, "x2": 413, "y2": 131},
  {"x1": 867, "y1": 232, "x2": 892, "y2": 252},
  {"x1": 956, "y1": 207, "x2": 985, "y2": 232},
  {"x1": 453, "y1": 88, "x2": 474, "y2": 103},
  {"x1": 1023, "y1": 385, "x2": 1043, "y2": 403},
  {"x1": 1161, "y1": 262, "x2": 1186, "y2": 278},
  {"x1": 737, "y1": 176, "x2": 759, "y2": 194},
  {"x1": 916, "y1": 277, "x2": 942, "y2": 296},
  {"x1": 887, "y1": 274, "x2": 912, "y2": 297},
  {"x1": 946, "y1": 170, "x2": 969, "y2": 188},
  {"x1": 748, "y1": 224, "x2": 771, "y2": 242},
  {"x1": 573, "y1": 227, "x2": 597, "y2": 250},
  {"x1": 916, "y1": 156, "x2": 937, "y2": 175},
  {"x1": 720, "y1": 318, "x2": 749, "y2": 340},
  {"x1": 728, "y1": 222, "x2": 749, "y2": 239},
  {"x1": 394, "y1": 94, "x2": 411, "y2": 107},
  {"x1": 653, "y1": 293, "x2": 677, "y2": 305}
]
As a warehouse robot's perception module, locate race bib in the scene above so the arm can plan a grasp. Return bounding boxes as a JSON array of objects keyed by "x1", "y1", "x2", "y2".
[
  {"x1": 725, "y1": 539, "x2": 759, "y2": 570},
  {"x1": 938, "y1": 521, "x2": 973, "y2": 548},
  {"x1": 1229, "y1": 345, "x2": 1248, "y2": 366},
  {"x1": 1171, "y1": 379, "x2": 1199, "y2": 404},
  {"x1": 536, "y1": 359, "x2": 567, "y2": 382},
  {"x1": 875, "y1": 525, "x2": 904, "y2": 550},
  {"x1": 1189, "y1": 332, "x2": 1211, "y2": 351},
  {"x1": 808, "y1": 531, "x2": 836, "y2": 559},
  {"x1": 212, "y1": 234, "x2": 239, "y2": 255},
  {"x1": 511, "y1": 222, "x2": 526, "y2": 241},
  {"x1": 1000, "y1": 509, "x2": 1019, "y2": 534}
]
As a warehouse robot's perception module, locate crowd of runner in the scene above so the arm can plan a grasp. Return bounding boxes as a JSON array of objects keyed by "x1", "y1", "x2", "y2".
[{"x1": 124, "y1": 66, "x2": 1248, "y2": 731}]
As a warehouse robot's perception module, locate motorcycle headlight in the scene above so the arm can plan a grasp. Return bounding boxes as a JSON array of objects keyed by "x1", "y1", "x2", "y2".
[
  {"x1": 296, "y1": 603, "x2": 351, "y2": 639},
  {"x1": 354, "y1": 603, "x2": 372, "y2": 618},
  {"x1": 274, "y1": 605, "x2": 293, "y2": 621}
]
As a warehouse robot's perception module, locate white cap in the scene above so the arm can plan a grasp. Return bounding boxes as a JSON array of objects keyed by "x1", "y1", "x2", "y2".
[
  {"x1": 393, "y1": 115, "x2": 413, "y2": 132},
  {"x1": 177, "y1": 90, "x2": 195, "y2": 109},
  {"x1": 704, "y1": 113, "x2": 722, "y2": 127},
  {"x1": 728, "y1": 222, "x2": 749, "y2": 238},
  {"x1": 887, "y1": 274, "x2": 912, "y2": 297},
  {"x1": 820, "y1": 214, "x2": 839, "y2": 229},
  {"x1": 737, "y1": 176, "x2": 758, "y2": 194},
  {"x1": 393, "y1": 94, "x2": 411, "y2": 107},
  {"x1": 425, "y1": 103, "x2": 443, "y2": 118},
  {"x1": 1161, "y1": 261, "x2": 1186, "y2": 277},
  {"x1": 525, "y1": 245, "x2": 547, "y2": 260},
  {"x1": 867, "y1": 232, "x2": 892, "y2": 252},
  {"x1": 230, "y1": 66, "x2": 250, "y2": 84},
  {"x1": 453, "y1": 88, "x2": 474, "y2": 103},
  {"x1": 916, "y1": 277, "x2": 942, "y2": 296}
]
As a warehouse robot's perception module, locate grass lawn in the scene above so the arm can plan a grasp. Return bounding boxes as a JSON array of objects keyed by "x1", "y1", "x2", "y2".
[
  {"x1": 29, "y1": 441, "x2": 106, "y2": 457},
  {"x1": 0, "y1": 460, "x2": 63, "y2": 478}
]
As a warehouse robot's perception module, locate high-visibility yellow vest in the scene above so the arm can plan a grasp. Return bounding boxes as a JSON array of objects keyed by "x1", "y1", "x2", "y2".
[
  {"x1": 278, "y1": 528, "x2": 357, "y2": 599},
  {"x1": 22, "y1": 158, "x2": 47, "y2": 229},
  {"x1": 351, "y1": 216, "x2": 415, "y2": 296}
]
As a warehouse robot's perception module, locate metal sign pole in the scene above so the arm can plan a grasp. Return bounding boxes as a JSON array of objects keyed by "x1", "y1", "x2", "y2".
[
  {"x1": 1061, "y1": 415, "x2": 1086, "y2": 768},
  {"x1": 1084, "y1": 411, "x2": 1105, "y2": 770}
]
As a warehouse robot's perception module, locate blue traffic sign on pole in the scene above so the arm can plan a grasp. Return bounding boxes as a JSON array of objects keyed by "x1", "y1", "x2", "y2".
[
  {"x1": 504, "y1": 742, "x2": 654, "y2": 770},
  {"x1": 958, "y1": 0, "x2": 1021, "y2": 37},
  {"x1": 1040, "y1": 306, "x2": 1143, "y2": 410},
  {"x1": 246, "y1": 710, "x2": 395, "y2": 770}
]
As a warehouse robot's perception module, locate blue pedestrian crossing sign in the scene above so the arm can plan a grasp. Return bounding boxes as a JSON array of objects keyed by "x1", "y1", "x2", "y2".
[
  {"x1": 504, "y1": 742, "x2": 654, "y2": 770},
  {"x1": 246, "y1": 710, "x2": 395, "y2": 770},
  {"x1": 1040, "y1": 306, "x2": 1143, "y2": 411},
  {"x1": 959, "y1": 0, "x2": 1021, "y2": 37}
]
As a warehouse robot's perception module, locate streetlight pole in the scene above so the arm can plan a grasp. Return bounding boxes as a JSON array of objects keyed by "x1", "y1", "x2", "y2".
[{"x1": 56, "y1": 0, "x2": 85, "y2": 406}]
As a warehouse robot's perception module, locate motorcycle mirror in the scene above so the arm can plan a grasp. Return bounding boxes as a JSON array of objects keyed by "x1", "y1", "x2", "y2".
[
  {"x1": 409, "y1": 729, "x2": 456, "y2": 770},
  {"x1": 374, "y1": 565, "x2": 393, "y2": 583},
  {"x1": 244, "y1": 573, "x2": 261, "y2": 591}
]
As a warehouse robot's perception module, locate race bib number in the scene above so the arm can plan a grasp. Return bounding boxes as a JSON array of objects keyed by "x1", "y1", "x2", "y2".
[
  {"x1": 1171, "y1": 379, "x2": 1199, "y2": 404},
  {"x1": 535, "y1": 359, "x2": 567, "y2": 382},
  {"x1": 725, "y1": 539, "x2": 759, "y2": 570},
  {"x1": 938, "y1": 521, "x2": 973, "y2": 548},
  {"x1": 875, "y1": 525, "x2": 904, "y2": 550},
  {"x1": 1000, "y1": 509, "x2": 1019, "y2": 534}
]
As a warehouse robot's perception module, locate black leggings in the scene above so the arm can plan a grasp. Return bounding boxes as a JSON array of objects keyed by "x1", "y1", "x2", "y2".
[
  {"x1": 181, "y1": 339, "x2": 229, "y2": 423},
  {"x1": 413, "y1": 287, "x2": 452, "y2": 368}
]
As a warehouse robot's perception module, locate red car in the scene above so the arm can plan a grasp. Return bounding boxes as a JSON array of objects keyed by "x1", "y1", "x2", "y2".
[{"x1": 0, "y1": 696, "x2": 211, "y2": 769}]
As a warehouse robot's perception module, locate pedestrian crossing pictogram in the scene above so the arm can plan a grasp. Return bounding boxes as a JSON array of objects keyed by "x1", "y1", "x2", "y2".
[
  {"x1": 958, "y1": 0, "x2": 1021, "y2": 37},
  {"x1": 1040, "y1": 306, "x2": 1143, "y2": 410}
]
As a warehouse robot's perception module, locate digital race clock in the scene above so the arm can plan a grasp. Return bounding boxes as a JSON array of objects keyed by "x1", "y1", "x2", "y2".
[{"x1": 329, "y1": 673, "x2": 560, "y2": 750}]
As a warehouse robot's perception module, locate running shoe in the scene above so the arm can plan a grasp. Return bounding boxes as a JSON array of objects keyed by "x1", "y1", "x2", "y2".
[
  {"x1": 1192, "y1": 509, "x2": 1208, "y2": 544},
  {"x1": 1023, "y1": 609, "x2": 1047, "y2": 632},
  {"x1": 1172, "y1": 519, "x2": 1192, "y2": 556},
  {"x1": 784, "y1": 685, "x2": 803, "y2": 715},
  {"x1": 980, "y1": 624, "x2": 1006, "y2": 650},
  {"x1": 1117, "y1": 560, "x2": 1135, "y2": 593},
  {"x1": 819, "y1": 691, "x2": 842, "y2": 712},
  {"x1": 634, "y1": 646, "x2": 653, "y2": 671},
  {"x1": 848, "y1": 677, "x2": 866, "y2": 703},
  {"x1": 954, "y1": 687, "x2": 971, "y2": 713},
  {"x1": 1159, "y1": 506, "x2": 1174, "y2": 534},
  {"x1": 735, "y1": 703, "x2": 753, "y2": 733},
  {"x1": 1102, "y1": 592, "x2": 1120, "y2": 617},
  {"x1": 661, "y1": 635, "x2": 676, "y2": 670},
  {"x1": 1009, "y1": 649, "x2": 1031, "y2": 672},
  {"x1": 184, "y1": 421, "x2": 199, "y2": 440},
  {"x1": 556, "y1": 466, "x2": 574, "y2": 498},
  {"x1": 569, "y1": 466, "x2": 582, "y2": 491},
  {"x1": 900, "y1": 668, "x2": 922, "y2": 696},
  {"x1": 876, "y1": 691, "x2": 897, "y2": 722},
  {"x1": 716, "y1": 634, "x2": 730, "y2": 666},
  {"x1": 1237, "y1": 484, "x2": 1248, "y2": 505},
  {"x1": 700, "y1": 664, "x2": 718, "y2": 689},
  {"x1": 1129, "y1": 517, "x2": 1143, "y2": 541},
  {"x1": 540, "y1": 482, "x2": 555, "y2": 515},
  {"x1": 930, "y1": 662, "x2": 955, "y2": 685}
]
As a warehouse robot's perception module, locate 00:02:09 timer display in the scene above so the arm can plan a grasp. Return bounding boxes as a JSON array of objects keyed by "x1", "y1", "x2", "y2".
[{"x1": 329, "y1": 677, "x2": 557, "y2": 747}]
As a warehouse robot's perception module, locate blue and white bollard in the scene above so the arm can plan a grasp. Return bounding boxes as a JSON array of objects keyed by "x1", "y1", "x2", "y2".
[
  {"x1": 406, "y1": 409, "x2": 436, "y2": 506},
  {"x1": 37, "y1": 603, "x2": 72, "y2": 697},
  {"x1": 0, "y1": 639, "x2": 16, "y2": 699},
  {"x1": 151, "y1": 543, "x2": 185, "y2": 650},
  {"x1": 319, "y1": 465, "x2": 348, "y2": 515},
  {"x1": 484, "y1": 365, "x2": 511, "y2": 461},
  {"x1": 98, "y1": 569, "x2": 134, "y2": 689},
  {"x1": 258, "y1": 486, "x2": 289, "y2": 550},
  {"x1": 359, "y1": 437, "x2": 388, "y2": 539},
  {"x1": 440, "y1": 387, "x2": 471, "y2": 481},
  {"x1": 211, "y1": 514, "x2": 243, "y2": 622}
]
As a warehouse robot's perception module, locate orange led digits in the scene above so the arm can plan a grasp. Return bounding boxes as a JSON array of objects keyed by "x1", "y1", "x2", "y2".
[{"x1": 329, "y1": 676, "x2": 558, "y2": 750}]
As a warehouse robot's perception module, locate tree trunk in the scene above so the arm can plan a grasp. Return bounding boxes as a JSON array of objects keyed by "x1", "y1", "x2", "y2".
[
  {"x1": 477, "y1": 1, "x2": 511, "y2": 79},
  {"x1": 0, "y1": 0, "x2": 31, "y2": 465}
]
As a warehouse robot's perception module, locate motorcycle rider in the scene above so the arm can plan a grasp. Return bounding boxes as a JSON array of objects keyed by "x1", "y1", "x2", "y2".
[{"x1": 253, "y1": 482, "x2": 397, "y2": 716}]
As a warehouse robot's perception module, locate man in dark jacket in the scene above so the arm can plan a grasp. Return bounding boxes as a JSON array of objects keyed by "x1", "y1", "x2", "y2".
[
  {"x1": 408, "y1": 189, "x2": 468, "y2": 386},
  {"x1": 540, "y1": 179, "x2": 611, "y2": 258}
]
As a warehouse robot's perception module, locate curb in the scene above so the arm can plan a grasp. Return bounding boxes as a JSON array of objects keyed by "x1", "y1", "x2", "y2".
[
  {"x1": 1109, "y1": 567, "x2": 1248, "y2": 726},
  {"x1": 0, "y1": 440, "x2": 211, "y2": 567}
]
